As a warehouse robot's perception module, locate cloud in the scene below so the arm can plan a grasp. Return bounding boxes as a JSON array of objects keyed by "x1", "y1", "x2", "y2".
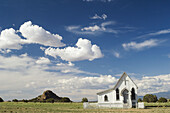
[
  {"x1": 66, "y1": 21, "x2": 118, "y2": 35},
  {"x1": 0, "y1": 54, "x2": 99, "y2": 101},
  {"x1": 36, "y1": 57, "x2": 51, "y2": 64},
  {"x1": 40, "y1": 46, "x2": 46, "y2": 51},
  {"x1": 0, "y1": 21, "x2": 66, "y2": 51},
  {"x1": 90, "y1": 14, "x2": 107, "y2": 20},
  {"x1": 101, "y1": 21, "x2": 116, "y2": 27},
  {"x1": 57, "y1": 75, "x2": 117, "y2": 90},
  {"x1": 0, "y1": 49, "x2": 11, "y2": 54},
  {"x1": 113, "y1": 51, "x2": 120, "y2": 58},
  {"x1": 20, "y1": 53, "x2": 28, "y2": 57},
  {"x1": 81, "y1": 25, "x2": 101, "y2": 32},
  {"x1": 137, "y1": 29, "x2": 170, "y2": 39},
  {"x1": 19, "y1": 21, "x2": 65, "y2": 47},
  {"x1": 56, "y1": 62, "x2": 75, "y2": 67},
  {"x1": 66, "y1": 25, "x2": 97, "y2": 35},
  {"x1": 0, "y1": 54, "x2": 169, "y2": 101},
  {"x1": 0, "y1": 28, "x2": 23, "y2": 50},
  {"x1": 135, "y1": 74, "x2": 170, "y2": 96},
  {"x1": 122, "y1": 39, "x2": 160, "y2": 51},
  {"x1": 45, "y1": 38, "x2": 103, "y2": 62}
]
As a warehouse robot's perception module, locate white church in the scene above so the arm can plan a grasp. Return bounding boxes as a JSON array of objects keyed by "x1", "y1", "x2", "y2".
[{"x1": 96, "y1": 72, "x2": 138, "y2": 108}]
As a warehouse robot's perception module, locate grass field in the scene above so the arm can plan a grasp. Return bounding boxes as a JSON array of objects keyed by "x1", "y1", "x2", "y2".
[
  {"x1": 145, "y1": 102, "x2": 170, "y2": 107},
  {"x1": 0, "y1": 102, "x2": 170, "y2": 113}
]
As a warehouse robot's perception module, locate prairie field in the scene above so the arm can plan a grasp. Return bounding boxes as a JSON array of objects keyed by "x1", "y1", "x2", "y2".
[{"x1": 0, "y1": 102, "x2": 170, "y2": 113}]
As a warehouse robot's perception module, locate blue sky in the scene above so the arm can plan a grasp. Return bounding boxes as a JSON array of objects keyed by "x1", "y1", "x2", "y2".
[{"x1": 0, "y1": 0, "x2": 170, "y2": 101}]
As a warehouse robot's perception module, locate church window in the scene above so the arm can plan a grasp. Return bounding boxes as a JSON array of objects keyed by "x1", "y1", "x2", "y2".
[
  {"x1": 131, "y1": 88, "x2": 136, "y2": 100},
  {"x1": 104, "y1": 95, "x2": 108, "y2": 101},
  {"x1": 116, "y1": 88, "x2": 119, "y2": 100}
]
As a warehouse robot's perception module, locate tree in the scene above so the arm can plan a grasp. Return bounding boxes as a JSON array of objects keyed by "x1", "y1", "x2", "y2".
[
  {"x1": 153, "y1": 95, "x2": 158, "y2": 102},
  {"x1": 143, "y1": 94, "x2": 157, "y2": 103},
  {"x1": 0, "y1": 97, "x2": 4, "y2": 102},
  {"x1": 12, "y1": 99, "x2": 18, "y2": 102},
  {"x1": 60, "y1": 97, "x2": 71, "y2": 102},
  {"x1": 46, "y1": 98, "x2": 55, "y2": 103},
  {"x1": 158, "y1": 97, "x2": 167, "y2": 103},
  {"x1": 137, "y1": 98, "x2": 142, "y2": 102},
  {"x1": 21, "y1": 99, "x2": 28, "y2": 103},
  {"x1": 82, "y1": 98, "x2": 88, "y2": 102}
]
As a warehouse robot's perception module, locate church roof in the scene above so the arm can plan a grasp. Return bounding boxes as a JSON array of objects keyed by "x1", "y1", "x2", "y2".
[{"x1": 97, "y1": 72, "x2": 138, "y2": 95}]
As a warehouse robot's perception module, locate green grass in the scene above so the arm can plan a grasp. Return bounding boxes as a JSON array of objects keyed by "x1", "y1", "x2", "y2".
[
  {"x1": 145, "y1": 102, "x2": 170, "y2": 107},
  {"x1": 0, "y1": 102, "x2": 170, "y2": 113}
]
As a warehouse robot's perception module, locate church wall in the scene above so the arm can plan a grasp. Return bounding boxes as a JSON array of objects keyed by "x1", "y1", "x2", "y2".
[
  {"x1": 97, "y1": 91, "x2": 114, "y2": 103},
  {"x1": 97, "y1": 73, "x2": 138, "y2": 108}
]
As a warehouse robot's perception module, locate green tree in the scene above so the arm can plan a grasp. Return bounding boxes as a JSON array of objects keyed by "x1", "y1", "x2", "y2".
[
  {"x1": 46, "y1": 98, "x2": 55, "y2": 103},
  {"x1": 158, "y1": 97, "x2": 167, "y2": 103},
  {"x1": 22, "y1": 99, "x2": 28, "y2": 103},
  {"x1": 137, "y1": 98, "x2": 142, "y2": 102},
  {"x1": 143, "y1": 94, "x2": 157, "y2": 103},
  {"x1": 12, "y1": 99, "x2": 18, "y2": 102},
  {"x1": 0, "y1": 97, "x2": 4, "y2": 102},
  {"x1": 60, "y1": 97, "x2": 71, "y2": 102},
  {"x1": 82, "y1": 98, "x2": 88, "y2": 102}
]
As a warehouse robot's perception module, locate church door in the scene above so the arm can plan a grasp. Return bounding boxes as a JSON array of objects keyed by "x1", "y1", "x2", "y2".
[{"x1": 123, "y1": 89, "x2": 129, "y2": 103}]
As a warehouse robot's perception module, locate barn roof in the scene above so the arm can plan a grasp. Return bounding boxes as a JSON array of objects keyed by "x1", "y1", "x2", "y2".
[{"x1": 96, "y1": 72, "x2": 138, "y2": 95}]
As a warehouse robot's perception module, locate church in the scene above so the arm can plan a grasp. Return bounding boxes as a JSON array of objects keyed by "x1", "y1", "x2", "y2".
[{"x1": 97, "y1": 72, "x2": 138, "y2": 108}]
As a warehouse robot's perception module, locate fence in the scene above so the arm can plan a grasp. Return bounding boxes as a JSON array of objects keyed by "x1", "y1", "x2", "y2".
[
  {"x1": 83, "y1": 102, "x2": 99, "y2": 109},
  {"x1": 84, "y1": 102, "x2": 145, "y2": 109}
]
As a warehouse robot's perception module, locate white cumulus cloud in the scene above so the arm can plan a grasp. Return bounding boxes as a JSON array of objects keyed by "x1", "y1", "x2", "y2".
[
  {"x1": 19, "y1": 21, "x2": 65, "y2": 47},
  {"x1": 0, "y1": 53, "x2": 170, "y2": 101},
  {"x1": 0, "y1": 21, "x2": 66, "y2": 51},
  {"x1": 0, "y1": 28, "x2": 23, "y2": 50},
  {"x1": 56, "y1": 62, "x2": 75, "y2": 67},
  {"x1": 45, "y1": 38, "x2": 103, "y2": 62},
  {"x1": 135, "y1": 74, "x2": 170, "y2": 96},
  {"x1": 36, "y1": 57, "x2": 51, "y2": 64}
]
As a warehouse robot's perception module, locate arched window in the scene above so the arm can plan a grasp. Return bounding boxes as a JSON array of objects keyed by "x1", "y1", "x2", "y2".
[
  {"x1": 104, "y1": 95, "x2": 108, "y2": 101},
  {"x1": 116, "y1": 88, "x2": 119, "y2": 100},
  {"x1": 131, "y1": 88, "x2": 136, "y2": 100}
]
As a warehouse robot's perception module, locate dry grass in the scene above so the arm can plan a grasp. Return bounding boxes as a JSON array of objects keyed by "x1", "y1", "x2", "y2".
[{"x1": 0, "y1": 102, "x2": 170, "y2": 113}]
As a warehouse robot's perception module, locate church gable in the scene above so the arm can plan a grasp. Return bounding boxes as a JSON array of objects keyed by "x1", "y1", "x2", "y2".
[
  {"x1": 97, "y1": 72, "x2": 137, "y2": 95},
  {"x1": 113, "y1": 72, "x2": 138, "y2": 90}
]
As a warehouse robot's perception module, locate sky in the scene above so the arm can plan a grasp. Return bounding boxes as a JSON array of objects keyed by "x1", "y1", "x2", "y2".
[{"x1": 0, "y1": 0, "x2": 170, "y2": 101}]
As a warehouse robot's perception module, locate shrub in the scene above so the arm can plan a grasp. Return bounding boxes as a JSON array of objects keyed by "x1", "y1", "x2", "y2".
[
  {"x1": 137, "y1": 98, "x2": 142, "y2": 102},
  {"x1": 46, "y1": 98, "x2": 55, "y2": 103},
  {"x1": 60, "y1": 97, "x2": 71, "y2": 102},
  {"x1": 21, "y1": 99, "x2": 28, "y2": 103},
  {"x1": 0, "y1": 97, "x2": 4, "y2": 102},
  {"x1": 12, "y1": 99, "x2": 18, "y2": 102},
  {"x1": 158, "y1": 97, "x2": 167, "y2": 103},
  {"x1": 143, "y1": 94, "x2": 157, "y2": 103},
  {"x1": 82, "y1": 98, "x2": 88, "y2": 102}
]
